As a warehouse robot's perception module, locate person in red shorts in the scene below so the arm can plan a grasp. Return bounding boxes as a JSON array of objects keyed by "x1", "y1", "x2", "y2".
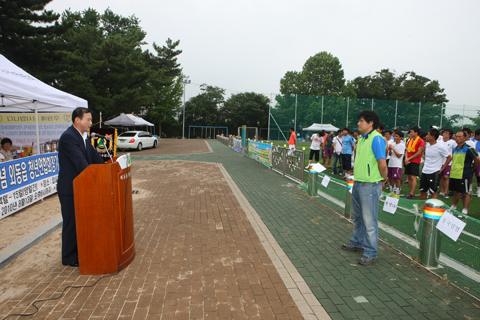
[
  {"x1": 404, "y1": 126, "x2": 425, "y2": 199},
  {"x1": 288, "y1": 127, "x2": 296, "y2": 162}
]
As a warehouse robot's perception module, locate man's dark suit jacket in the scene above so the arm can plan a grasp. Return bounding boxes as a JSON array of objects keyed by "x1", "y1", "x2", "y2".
[
  {"x1": 57, "y1": 125, "x2": 104, "y2": 265},
  {"x1": 58, "y1": 125, "x2": 104, "y2": 195}
]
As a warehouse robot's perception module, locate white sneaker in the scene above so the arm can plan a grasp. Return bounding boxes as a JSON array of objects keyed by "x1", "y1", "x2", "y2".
[
  {"x1": 438, "y1": 192, "x2": 445, "y2": 197},
  {"x1": 477, "y1": 189, "x2": 480, "y2": 198}
]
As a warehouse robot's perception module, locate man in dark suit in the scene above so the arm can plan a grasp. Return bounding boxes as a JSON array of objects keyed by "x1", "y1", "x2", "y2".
[{"x1": 58, "y1": 107, "x2": 105, "y2": 267}]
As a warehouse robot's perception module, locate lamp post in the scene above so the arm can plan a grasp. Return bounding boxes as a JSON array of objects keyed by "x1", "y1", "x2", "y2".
[{"x1": 181, "y1": 76, "x2": 191, "y2": 139}]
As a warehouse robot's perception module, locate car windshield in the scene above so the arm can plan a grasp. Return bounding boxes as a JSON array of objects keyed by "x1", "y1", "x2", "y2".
[{"x1": 119, "y1": 132, "x2": 137, "y2": 137}]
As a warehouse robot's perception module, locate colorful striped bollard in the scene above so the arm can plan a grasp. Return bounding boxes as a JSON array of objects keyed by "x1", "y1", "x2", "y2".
[
  {"x1": 419, "y1": 199, "x2": 445, "y2": 268},
  {"x1": 307, "y1": 167, "x2": 318, "y2": 197}
]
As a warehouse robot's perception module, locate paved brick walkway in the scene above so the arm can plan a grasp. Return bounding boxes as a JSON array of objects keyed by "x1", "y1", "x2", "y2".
[
  {"x1": 1, "y1": 139, "x2": 480, "y2": 319},
  {"x1": 0, "y1": 157, "x2": 308, "y2": 319},
  {"x1": 132, "y1": 140, "x2": 480, "y2": 320}
]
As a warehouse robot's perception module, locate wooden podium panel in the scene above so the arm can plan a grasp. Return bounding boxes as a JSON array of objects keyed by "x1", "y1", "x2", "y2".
[{"x1": 73, "y1": 157, "x2": 135, "y2": 275}]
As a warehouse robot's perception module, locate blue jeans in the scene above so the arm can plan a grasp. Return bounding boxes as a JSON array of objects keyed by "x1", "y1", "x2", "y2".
[
  {"x1": 349, "y1": 181, "x2": 382, "y2": 258},
  {"x1": 332, "y1": 153, "x2": 343, "y2": 174}
]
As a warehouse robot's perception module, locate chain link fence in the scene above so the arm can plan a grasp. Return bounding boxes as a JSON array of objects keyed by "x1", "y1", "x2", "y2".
[{"x1": 268, "y1": 94, "x2": 479, "y2": 141}]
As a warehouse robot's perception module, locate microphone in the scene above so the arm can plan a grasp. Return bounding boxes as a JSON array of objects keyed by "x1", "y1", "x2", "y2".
[{"x1": 91, "y1": 132, "x2": 112, "y2": 140}]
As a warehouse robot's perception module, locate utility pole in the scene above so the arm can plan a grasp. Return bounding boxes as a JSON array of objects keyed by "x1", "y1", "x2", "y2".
[{"x1": 181, "y1": 76, "x2": 191, "y2": 139}]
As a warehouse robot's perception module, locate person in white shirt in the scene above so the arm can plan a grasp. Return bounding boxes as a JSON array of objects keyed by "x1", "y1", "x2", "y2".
[
  {"x1": 419, "y1": 128, "x2": 451, "y2": 200},
  {"x1": 439, "y1": 128, "x2": 456, "y2": 198},
  {"x1": 387, "y1": 130, "x2": 405, "y2": 195},
  {"x1": 306, "y1": 132, "x2": 323, "y2": 168},
  {"x1": 332, "y1": 130, "x2": 343, "y2": 175}
]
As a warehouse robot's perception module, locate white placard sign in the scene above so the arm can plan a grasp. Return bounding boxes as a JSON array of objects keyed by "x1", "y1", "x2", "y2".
[
  {"x1": 383, "y1": 196, "x2": 399, "y2": 214},
  {"x1": 436, "y1": 211, "x2": 466, "y2": 242},
  {"x1": 321, "y1": 175, "x2": 331, "y2": 188},
  {"x1": 349, "y1": 187, "x2": 353, "y2": 194},
  {"x1": 311, "y1": 163, "x2": 326, "y2": 173}
]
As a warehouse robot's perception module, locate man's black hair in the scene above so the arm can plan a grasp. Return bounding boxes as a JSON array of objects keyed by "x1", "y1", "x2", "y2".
[
  {"x1": 357, "y1": 110, "x2": 380, "y2": 130},
  {"x1": 463, "y1": 127, "x2": 473, "y2": 136},
  {"x1": 320, "y1": 130, "x2": 325, "y2": 136},
  {"x1": 337, "y1": 130, "x2": 342, "y2": 135},
  {"x1": 72, "y1": 107, "x2": 92, "y2": 123},
  {"x1": 443, "y1": 128, "x2": 454, "y2": 138},
  {"x1": 290, "y1": 127, "x2": 294, "y2": 132},
  {"x1": 384, "y1": 129, "x2": 393, "y2": 135},
  {"x1": 428, "y1": 128, "x2": 439, "y2": 140},
  {"x1": 457, "y1": 130, "x2": 467, "y2": 138},
  {"x1": 393, "y1": 129, "x2": 404, "y2": 138},
  {"x1": 377, "y1": 122, "x2": 384, "y2": 131},
  {"x1": 475, "y1": 129, "x2": 480, "y2": 136},
  {"x1": 419, "y1": 131, "x2": 427, "y2": 139},
  {"x1": 1, "y1": 138, "x2": 12, "y2": 146},
  {"x1": 410, "y1": 126, "x2": 421, "y2": 134},
  {"x1": 343, "y1": 127, "x2": 350, "y2": 132}
]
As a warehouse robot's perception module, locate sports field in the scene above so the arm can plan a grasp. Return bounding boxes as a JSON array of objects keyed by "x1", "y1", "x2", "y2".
[{"x1": 272, "y1": 141, "x2": 480, "y2": 220}]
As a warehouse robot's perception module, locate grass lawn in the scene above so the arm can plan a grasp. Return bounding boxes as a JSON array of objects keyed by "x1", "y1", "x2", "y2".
[{"x1": 270, "y1": 140, "x2": 480, "y2": 220}]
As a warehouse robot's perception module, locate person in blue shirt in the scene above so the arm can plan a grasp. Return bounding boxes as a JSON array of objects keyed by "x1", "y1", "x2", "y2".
[
  {"x1": 341, "y1": 127, "x2": 355, "y2": 178},
  {"x1": 341, "y1": 110, "x2": 387, "y2": 266}
]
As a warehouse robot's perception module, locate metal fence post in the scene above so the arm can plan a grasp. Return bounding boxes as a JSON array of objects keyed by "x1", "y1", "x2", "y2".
[
  {"x1": 344, "y1": 177, "x2": 354, "y2": 219},
  {"x1": 307, "y1": 170, "x2": 318, "y2": 196}
]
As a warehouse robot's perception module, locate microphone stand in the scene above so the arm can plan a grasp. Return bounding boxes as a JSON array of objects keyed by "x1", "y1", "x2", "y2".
[{"x1": 104, "y1": 139, "x2": 114, "y2": 163}]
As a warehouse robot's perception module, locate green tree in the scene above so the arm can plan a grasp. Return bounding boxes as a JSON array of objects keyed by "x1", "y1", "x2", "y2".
[
  {"x1": 51, "y1": 8, "x2": 182, "y2": 124},
  {"x1": 143, "y1": 40, "x2": 183, "y2": 136},
  {"x1": 185, "y1": 84, "x2": 225, "y2": 130},
  {"x1": 468, "y1": 111, "x2": 480, "y2": 129},
  {"x1": 223, "y1": 92, "x2": 270, "y2": 130},
  {"x1": 280, "y1": 51, "x2": 345, "y2": 96},
  {"x1": 0, "y1": 0, "x2": 67, "y2": 82},
  {"x1": 350, "y1": 69, "x2": 448, "y2": 104}
]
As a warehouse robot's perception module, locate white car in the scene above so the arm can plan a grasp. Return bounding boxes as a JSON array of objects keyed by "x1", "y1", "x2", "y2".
[{"x1": 117, "y1": 131, "x2": 157, "y2": 151}]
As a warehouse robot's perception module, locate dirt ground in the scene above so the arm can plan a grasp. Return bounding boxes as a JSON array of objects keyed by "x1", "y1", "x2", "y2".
[{"x1": 0, "y1": 195, "x2": 61, "y2": 251}]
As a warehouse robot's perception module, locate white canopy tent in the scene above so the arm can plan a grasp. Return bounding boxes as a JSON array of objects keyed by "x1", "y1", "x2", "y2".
[
  {"x1": 105, "y1": 113, "x2": 154, "y2": 127},
  {"x1": 0, "y1": 54, "x2": 87, "y2": 154},
  {"x1": 302, "y1": 123, "x2": 339, "y2": 132}
]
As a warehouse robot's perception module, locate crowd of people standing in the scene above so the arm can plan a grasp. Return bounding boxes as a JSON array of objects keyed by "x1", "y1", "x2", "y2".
[{"x1": 303, "y1": 123, "x2": 480, "y2": 217}]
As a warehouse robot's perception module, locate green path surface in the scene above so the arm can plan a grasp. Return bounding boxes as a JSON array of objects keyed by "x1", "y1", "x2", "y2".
[{"x1": 132, "y1": 140, "x2": 480, "y2": 320}]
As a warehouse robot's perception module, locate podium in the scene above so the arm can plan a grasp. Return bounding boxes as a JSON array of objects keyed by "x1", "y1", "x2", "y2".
[{"x1": 73, "y1": 155, "x2": 135, "y2": 275}]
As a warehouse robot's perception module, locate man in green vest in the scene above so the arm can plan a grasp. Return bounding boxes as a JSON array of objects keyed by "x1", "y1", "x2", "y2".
[{"x1": 341, "y1": 110, "x2": 387, "y2": 265}]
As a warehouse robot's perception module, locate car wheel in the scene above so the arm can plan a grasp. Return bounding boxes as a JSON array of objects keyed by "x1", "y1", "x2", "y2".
[
  {"x1": 153, "y1": 140, "x2": 157, "y2": 148},
  {"x1": 137, "y1": 142, "x2": 143, "y2": 151}
]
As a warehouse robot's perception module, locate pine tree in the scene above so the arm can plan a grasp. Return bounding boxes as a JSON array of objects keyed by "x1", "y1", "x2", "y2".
[{"x1": 0, "y1": 0, "x2": 65, "y2": 81}]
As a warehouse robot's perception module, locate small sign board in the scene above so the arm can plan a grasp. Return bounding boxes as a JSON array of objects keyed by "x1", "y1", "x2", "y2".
[
  {"x1": 321, "y1": 175, "x2": 330, "y2": 188},
  {"x1": 383, "y1": 196, "x2": 399, "y2": 214},
  {"x1": 436, "y1": 211, "x2": 466, "y2": 242}
]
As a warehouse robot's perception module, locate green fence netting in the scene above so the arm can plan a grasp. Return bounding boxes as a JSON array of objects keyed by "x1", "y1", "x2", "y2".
[
  {"x1": 269, "y1": 94, "x2": 451, "y2": 141},
  {"x1": 300, "y1": 171, "x2": 480, "y2": 298}
]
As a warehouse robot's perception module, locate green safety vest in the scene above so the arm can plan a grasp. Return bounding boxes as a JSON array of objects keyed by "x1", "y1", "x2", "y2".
[{"x1": 354, "y1": 130, "x2": 384, "y2": 183}]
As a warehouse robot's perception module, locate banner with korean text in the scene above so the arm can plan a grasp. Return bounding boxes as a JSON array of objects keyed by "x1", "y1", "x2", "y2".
[
  {"x1": 0, "y1": 113, "x2": 71, "y2": 147},
  {"x1": 247, "y1": 140, "x2": 272, "y2": 166},
  {"x1": 0, "y1": 153, "x2": 59, "y2": 220}
]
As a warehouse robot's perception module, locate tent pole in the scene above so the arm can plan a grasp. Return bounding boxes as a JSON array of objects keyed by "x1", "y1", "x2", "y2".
[{"x1": 34, "y1": 101, "x2": 40, "y2": 155}]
